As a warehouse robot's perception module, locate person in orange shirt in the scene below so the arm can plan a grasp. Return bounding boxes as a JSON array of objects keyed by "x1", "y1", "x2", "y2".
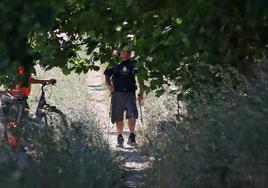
[
  {"x1": 10, "y1": 64, "x2": 56, "y2": 99},
  {"x1": 6, "y1": 64, "x2": 56, "y2": 148}
]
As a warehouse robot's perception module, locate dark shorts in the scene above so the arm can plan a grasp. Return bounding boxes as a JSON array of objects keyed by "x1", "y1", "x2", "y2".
[{"x1": 111, "y1": 92, "x2": 138, "y2": 124}]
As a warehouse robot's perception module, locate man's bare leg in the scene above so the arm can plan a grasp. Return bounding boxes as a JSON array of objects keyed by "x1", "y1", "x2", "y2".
[
  {"x1": 116, "y1": 120, "x2": 124, "y2": 135},
  {"x1": 116, "y1": 120, "x2": 124, "y2": 146},
  {"x1": 128, "y1": 118, "x2": 137, "y2": 145},
  {"x1": 128, "y1": 118, "x2": 136, "y2": 133}
]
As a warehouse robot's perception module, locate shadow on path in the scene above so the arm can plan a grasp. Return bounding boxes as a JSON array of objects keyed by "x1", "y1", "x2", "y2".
[
  {"x1": 88, "y1": 84, "x2": 105, "y2": 91},
  {"x1": 105, "y1": 131, "x2": 150, "y2": 188}
]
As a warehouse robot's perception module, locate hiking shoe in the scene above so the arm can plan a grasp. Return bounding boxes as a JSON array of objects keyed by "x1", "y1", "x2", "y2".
[
  {"x1": 127, "y1": 133, "x2": 137, "y2": 146},
  {"x1": 117, "y1": 135, "x2": 124, "y2": 147}
]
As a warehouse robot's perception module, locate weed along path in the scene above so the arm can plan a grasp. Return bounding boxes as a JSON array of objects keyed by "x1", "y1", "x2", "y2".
[{"x1": 87, "y1": 69, "x2": 150, "y2": 188}]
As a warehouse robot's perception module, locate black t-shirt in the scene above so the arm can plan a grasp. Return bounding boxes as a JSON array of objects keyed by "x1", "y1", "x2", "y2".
[{"x1": 104, "y1": 59, "x2": 138, "y2": 92}]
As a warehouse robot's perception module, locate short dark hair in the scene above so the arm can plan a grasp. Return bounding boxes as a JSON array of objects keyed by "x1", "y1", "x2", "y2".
[{"x1": 120, "y1": 45, "x2": 132, "y2": 53}]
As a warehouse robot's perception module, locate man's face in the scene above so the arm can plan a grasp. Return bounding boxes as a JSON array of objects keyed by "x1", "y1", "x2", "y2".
[{"x1": 119, "y1": 50, "x2": 130, "y2": 60}]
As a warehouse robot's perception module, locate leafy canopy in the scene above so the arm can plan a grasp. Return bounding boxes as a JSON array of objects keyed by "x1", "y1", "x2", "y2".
[{"x1": 0, "y1": 0, "x2": 267, "y2": 105}]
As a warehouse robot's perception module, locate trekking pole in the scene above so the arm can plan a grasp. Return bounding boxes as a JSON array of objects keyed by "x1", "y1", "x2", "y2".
[
  {"x1": 109, "y1": 94, "x2": 112, "y2": 118},
  {"x1": 138, "y1": 98, "x2": 147, "y2": 142},
  {"x1": 138, "y1": 99, "x2": 143, "y2": 125},
  {"x1": 107, "y1": 93, "x2": 112, "y2": 143}
]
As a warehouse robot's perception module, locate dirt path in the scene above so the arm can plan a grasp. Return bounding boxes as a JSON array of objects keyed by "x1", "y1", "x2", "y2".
[{"x1": 86, "y1": 69, "x2": 150, "y2": 188}]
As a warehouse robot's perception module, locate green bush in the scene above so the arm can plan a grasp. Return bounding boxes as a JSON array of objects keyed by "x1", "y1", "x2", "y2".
[
  {"x1": 0, "y1": 119, "x2": 122, "y2": 188},
  {"x1": 142, "y1": 83, "x2": 268, "y2": 188}
]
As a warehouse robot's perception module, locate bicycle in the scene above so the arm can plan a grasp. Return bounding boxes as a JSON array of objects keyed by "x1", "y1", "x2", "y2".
[{"x1": 0, "y1": 83, "x2": 68, "y2": 148}]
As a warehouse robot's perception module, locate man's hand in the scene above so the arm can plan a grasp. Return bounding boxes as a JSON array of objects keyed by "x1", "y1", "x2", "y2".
[
  {"x1": 48, "y1": 79, "x2": 57, "y2": 85},
  {"x1": 138, "y1": 93, "x2": 144, "y2": 101},
  {"x1": 30, "y1": 78, "x2": 57, "y2": 85},
  {"x1": 107, "y1": 85, "x2": 115, "y2": 93}
]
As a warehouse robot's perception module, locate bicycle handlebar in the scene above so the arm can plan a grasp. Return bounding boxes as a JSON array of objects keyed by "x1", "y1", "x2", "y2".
[{"x1": 41, "y1": 82, "x2": 56, "y2": 93}]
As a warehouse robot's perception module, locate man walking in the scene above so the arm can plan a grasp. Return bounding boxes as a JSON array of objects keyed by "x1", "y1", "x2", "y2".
[{"x1": 104, "y1": 46, "x2": 143, "y2": 146}]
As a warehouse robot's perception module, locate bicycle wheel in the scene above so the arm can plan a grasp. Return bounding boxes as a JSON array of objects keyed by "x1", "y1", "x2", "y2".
[
  {"x1": 40, "y1": 107, "x2": 68, "y2": 143},
  {"x1": 1, "y1": 106, "x2": 12, "y2": 145},
  {"x1": 0, "y1": 119, "x2": 8, "y2": 144},
  {"x1": 0, "y1": 119, "x2": 20, "y2": 148}
]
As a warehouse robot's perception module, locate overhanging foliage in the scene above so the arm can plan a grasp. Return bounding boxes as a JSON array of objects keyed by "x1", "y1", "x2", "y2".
[{"x1": 0, "y1": 0, "x2": 267, "y2": 105}]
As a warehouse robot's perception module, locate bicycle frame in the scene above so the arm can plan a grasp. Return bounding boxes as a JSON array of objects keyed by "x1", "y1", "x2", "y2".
[
  {"x1": 0, "y1": 91, "x2": 26, "y2": 147},
  {"x1": 1, "y1": 83, "x2": 52, "y2": 125},
  {"x1": 34, "y1": 83, "x2": 48, "y2": 121},
  {"x1": 0, "y1": 92, "x2": 25, "y2": 124},
  {"x1": 1, "y1": 83, "x2": 67, "y2": 148}
]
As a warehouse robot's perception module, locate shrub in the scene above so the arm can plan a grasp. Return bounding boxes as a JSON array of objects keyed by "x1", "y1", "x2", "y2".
[
  {"x1": 142, "y1": 83, "x2": 268, "y2": 188},
  {"x1": 0, "y1": 119, "x2": 122, "y2": 188}
]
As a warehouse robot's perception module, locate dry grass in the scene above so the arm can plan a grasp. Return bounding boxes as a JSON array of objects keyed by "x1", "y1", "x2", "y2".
[{"x1": 0, "y1": 66, "x2": 123, "y2": 188}]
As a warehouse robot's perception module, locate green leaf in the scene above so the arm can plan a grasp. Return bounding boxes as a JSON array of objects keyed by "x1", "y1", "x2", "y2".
[{"x1": 155, "y1": 89, "x2": 165, "y2": 97}]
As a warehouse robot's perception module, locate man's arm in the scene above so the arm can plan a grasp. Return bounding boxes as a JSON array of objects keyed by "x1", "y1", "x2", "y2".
[
  {"x1": 30, "y1": 77, "x2": 56, "y2": 85},
  {"x1": 134, "y1": 60, "x2": 144, "y2": 100},
  {"x1": 105, "y1": 75, "x2": 115, "y2": 92},
  {"x1": 137, "y1": 79, "x2": 144, "y2": 100}
]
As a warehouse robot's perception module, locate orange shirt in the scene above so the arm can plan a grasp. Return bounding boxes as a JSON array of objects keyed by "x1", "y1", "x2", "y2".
[
  {"x1": 10, "y1": 78, "x2": 32, "y2": 96},
  {"x1": 10, "y1": 66, "x2": 32, "y2": 97}
]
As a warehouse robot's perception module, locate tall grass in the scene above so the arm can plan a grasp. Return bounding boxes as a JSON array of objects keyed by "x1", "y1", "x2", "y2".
[
  {"x1": 0, "y1": 67, "x2": 122, "y2": 188},
  {"x1": 142, "y1": 83, "x2": 268, "y2": 188}
]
